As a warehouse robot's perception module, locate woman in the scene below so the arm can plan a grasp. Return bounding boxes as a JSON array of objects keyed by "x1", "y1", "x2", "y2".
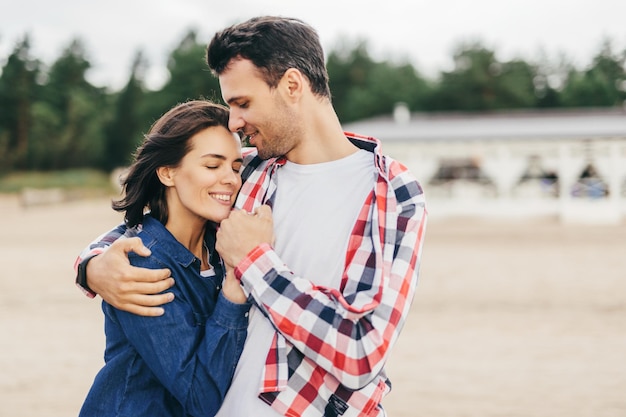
[{"x1": 79, "y1": 100, "x2": 250, "y2": 417}]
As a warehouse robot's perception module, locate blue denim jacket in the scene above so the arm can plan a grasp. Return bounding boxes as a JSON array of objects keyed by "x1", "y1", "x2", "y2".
[{"x1": 80, "y1": 215, "x2": 250, "y2": 417}]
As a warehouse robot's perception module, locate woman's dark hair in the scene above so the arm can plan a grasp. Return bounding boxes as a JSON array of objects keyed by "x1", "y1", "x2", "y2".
[
  {"x1": 207, "y1": 16, "x2": 331, "y2": 99},
  {"x1": 112, "y1": 100, "x2": 230, "y2": 228}
]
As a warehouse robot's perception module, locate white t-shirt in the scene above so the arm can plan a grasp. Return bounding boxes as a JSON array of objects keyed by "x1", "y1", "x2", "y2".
[{"x1": 216, "y1": 149, "x2": 374, "y2": 416}]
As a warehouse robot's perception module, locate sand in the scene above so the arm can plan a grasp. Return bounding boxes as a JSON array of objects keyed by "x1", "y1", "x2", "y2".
[{"x1": 0, "y1": 195, "x2": 624, "y2": 417}]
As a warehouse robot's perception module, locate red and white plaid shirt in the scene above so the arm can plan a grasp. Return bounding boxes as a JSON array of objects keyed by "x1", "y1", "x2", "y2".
[{"x1": 233, "y1": 133, "x2": 427, "y2": 417}]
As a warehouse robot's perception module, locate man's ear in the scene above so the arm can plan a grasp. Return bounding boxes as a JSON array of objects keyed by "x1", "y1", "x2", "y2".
[
  {"x1": 156, "y1": 166, "x2": 175, "y2": 186},
  {"x1": 282, "y1": 68, "x2": 305, "y2": 100}
]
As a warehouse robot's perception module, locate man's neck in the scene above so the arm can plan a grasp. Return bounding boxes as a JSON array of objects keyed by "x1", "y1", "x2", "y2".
[{"x1": 285, "y1": 102, "x2": 358, "y2": 165}]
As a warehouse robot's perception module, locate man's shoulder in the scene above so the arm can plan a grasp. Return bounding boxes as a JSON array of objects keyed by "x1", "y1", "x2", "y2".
[{"x1": 376, "y1": 153, "x2": 425, "y2": 203}]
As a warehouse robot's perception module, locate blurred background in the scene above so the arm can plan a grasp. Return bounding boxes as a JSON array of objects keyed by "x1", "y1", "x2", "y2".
[
  {"x1": 0, "y1": 1, "x2": 625, "y2": 416},
  {"x1": 1, "y1": 0, "x2": 625, "y2": 182}
]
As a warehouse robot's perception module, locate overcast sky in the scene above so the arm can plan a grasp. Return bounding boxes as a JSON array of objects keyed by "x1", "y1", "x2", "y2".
[{"x1": 1, "y1": 0, "x2": 625, "y2": 90}]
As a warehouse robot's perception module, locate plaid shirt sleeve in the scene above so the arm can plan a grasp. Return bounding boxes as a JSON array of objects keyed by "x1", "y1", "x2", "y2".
[
  {"x1": 73, "y1": 223, "x2": 132, "y2": 296},
  {"x1": 235, "y1": 140, "x2": 427, "y2": 390}
]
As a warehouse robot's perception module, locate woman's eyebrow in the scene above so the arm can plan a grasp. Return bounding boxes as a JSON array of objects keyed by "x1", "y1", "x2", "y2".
[
  {"x1": 200, "y1": 154, "x2": 244, "y2": 163},
  {"x1": 200, "y1": 153, "x2": 226, "y2": 159}
]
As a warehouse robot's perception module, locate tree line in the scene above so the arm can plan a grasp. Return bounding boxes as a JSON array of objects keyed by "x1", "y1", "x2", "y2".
[{"x1": 0, "y1": 30, "x2": 624, "y2": 173}]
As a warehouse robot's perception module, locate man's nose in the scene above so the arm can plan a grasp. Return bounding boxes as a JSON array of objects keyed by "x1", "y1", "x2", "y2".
[{"x1": 228, "y1": 110, "x2": 244, "y2": 133}]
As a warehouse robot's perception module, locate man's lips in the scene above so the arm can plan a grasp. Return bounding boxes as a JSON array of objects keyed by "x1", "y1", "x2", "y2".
[{"x1": 246, "y1": 132, "x2": 258, "y2": 146}]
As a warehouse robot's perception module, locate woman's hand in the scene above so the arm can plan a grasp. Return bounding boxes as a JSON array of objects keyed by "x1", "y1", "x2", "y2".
[{"x1": 221, "y1": 266, "x2": 248, "y2": 304}]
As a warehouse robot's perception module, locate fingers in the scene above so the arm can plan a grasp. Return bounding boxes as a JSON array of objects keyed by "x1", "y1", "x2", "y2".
[
  {"x1": 118, "y1": 303, "x2": 168, "y2": 317},
  {"x1": 226, "y1": 206, "x2": 272, "y2": 222},
  {"x1": 124, "y1": 292, "x2": 174, "y2": 307},
  {"x1": 104, "y1": 278, "x2": 176, "y2": 316},
  {"x1": 114, "y1": 236, "x2": 152, "y2": 257},
  {"x1": 87, "y1": 237, "x2": 177, "y2": 317},
  {"x1": 108, "y1": 272, "x2": 175, "y2": 301},
  {"x1": 122, "y1": 265, "x2": 172, "y2": 284},
  {"x1": 129, "y1": 277, "x2": 176, "y2": 295},
  {"x1": 254, "y1": 204, "x2": 273, "y2": 219},
  {"x1": 224, "y1": 209, "x2": 247, "y2": 221}
]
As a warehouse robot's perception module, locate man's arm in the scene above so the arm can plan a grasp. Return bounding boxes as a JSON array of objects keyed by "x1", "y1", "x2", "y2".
[
  {"x1": 217, "y1": 170, "x2": 427, "y2": 389},
  {"x1": 74, "y1": 224, "x2": 174, "y2": 316}
]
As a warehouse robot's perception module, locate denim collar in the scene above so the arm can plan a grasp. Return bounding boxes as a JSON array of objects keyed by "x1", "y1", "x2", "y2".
[{"x1": 140, "y1": 215, "x2": 205, "y2": 268}]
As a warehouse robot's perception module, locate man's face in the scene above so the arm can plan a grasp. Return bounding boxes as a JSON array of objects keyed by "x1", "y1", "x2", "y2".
[{"x1": 219, "y1": 58, "x2": 301, "y2": 160}]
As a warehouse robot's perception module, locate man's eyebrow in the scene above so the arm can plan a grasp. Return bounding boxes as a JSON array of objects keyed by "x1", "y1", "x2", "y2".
[{"x1": 225, "y1": 95, "x2": 244, "y2": 105}]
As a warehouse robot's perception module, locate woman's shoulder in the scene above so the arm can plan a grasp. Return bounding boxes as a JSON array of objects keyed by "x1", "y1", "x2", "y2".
[{"x1": 129, "y1": 217, "x2": 177, "y2": 269}]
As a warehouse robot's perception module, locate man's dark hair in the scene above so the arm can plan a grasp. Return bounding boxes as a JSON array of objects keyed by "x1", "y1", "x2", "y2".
[{"x1": 207, "y1": 16, "x2": 331, "y2": 99}]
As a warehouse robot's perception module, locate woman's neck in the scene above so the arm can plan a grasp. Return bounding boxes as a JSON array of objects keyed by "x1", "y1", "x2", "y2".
[{"x1": 165, "y1": 216, "x2": 207, "y2": 267}]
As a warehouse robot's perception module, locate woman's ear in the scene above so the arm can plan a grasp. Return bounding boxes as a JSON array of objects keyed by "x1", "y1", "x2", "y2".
[{"x1": 156, "y1": 166, "x2": 175, "y2": 187}]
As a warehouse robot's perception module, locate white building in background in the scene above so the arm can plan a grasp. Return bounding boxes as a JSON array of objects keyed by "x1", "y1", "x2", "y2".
[{"x1": 343, "y1": 107, "x2": 626, "y2": 224}]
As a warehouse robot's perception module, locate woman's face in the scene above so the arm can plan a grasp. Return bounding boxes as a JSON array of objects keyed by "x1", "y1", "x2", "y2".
[{"x1": 164, "y1": 126, "x2": 243, "y2": 225}]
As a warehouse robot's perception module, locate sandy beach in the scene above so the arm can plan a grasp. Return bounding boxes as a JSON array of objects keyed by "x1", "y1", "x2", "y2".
[{"x1": 0, "y1": 194, "x2": 624, "y2": 417}]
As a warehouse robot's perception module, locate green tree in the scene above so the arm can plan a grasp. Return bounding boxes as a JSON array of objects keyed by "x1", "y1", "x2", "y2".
[
  {"x1": 496, "y1": 59, "x2": 538, "y2": 108},
  {"x1": 429, "y1": 43, "x2": 498, "y2": 111},
  {"x1": 145, "y1": 29, "x2": 222, "y2": 121},
  {"x1": 0, "y1": 35, "x2": 41, "y2": 170},
  {"x1": 30, "y1": 39, "x2": 108, "y2": 169},
  {"x1": 327, "y1": 40, "x2": 430, "y2": 122},
  {"x1": 532, "y1": 51, "x2": 572, "y2": 108},
  {"x1": 102, "y1": 50, "x2": 148, "y2": 171},
  {"x1": 428, "y1": 42, "x2": 540, "y2": 111},
  {"x1": 560, "y1": 40, "x2": 626, "y2": 107},
  {"x1": 327, "y1": 40, "x2": 376, "y2": 121}
]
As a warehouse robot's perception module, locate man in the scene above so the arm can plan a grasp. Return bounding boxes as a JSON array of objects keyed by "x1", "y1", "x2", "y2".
[{"x1": 76, "y1": 16, "x2": 427, "y2": 417}]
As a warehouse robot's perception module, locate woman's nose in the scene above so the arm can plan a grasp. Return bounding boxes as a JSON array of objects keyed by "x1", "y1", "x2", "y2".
[{"x1": 221, "y1": 167, "x2": 239, "y2": 185}]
